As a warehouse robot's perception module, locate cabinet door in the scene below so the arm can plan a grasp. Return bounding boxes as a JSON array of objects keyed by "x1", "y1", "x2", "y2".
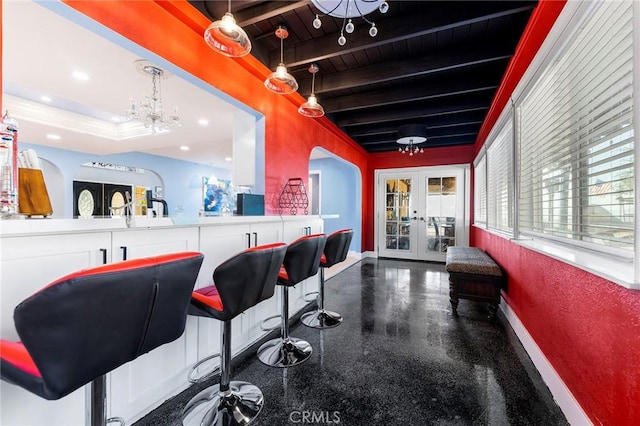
[
  {"x1": 249, "y1": 221, "x2": 283, "y2": 246},
  {"x1": 242, "y1": 221, "x2": 283, "y2": 344},
  {"x1": 109, "y1": 227, "x2": 199, "y2": 423},
  {"x1": 1, "y1": 232, "x2": 111, "y2": 426}
]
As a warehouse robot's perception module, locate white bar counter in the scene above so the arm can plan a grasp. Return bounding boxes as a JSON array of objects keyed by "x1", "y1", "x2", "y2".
[{"x1": 0, "y1": 214, "x2": 323, "y2": 425}]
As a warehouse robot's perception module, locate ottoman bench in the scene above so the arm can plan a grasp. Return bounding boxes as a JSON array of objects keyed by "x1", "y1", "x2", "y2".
[{"x1": 445, "y1": 247, "x2": 505, "y2": 319}]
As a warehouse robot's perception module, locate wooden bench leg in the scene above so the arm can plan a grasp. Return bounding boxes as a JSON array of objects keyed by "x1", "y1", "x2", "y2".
[
  {"x1": 449, "y1": 279, "x2": 459, "y2": 315},
  {"x1": 487, "y1": 302, "x2": 498, "y2": 320}
]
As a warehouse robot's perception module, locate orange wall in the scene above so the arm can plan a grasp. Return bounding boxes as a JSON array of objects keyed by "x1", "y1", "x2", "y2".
[
  {"x1": 62, "y1": 0, "x2": 370, "y2": 248},
  {"x1": 53, "y1": 1, "x2": 506, "y2": 254}
]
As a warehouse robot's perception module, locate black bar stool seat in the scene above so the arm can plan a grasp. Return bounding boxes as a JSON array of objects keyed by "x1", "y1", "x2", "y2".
[{"x1": 0, "y1": 252, "x2": 204, "y2": 426}]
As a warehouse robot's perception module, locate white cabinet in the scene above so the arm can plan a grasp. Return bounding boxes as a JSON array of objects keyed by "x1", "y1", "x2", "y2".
[
  {"x1": 1, "y1": 231, "x2": 112, "y2": 426},
  {"x1": 108, "y1": 227, "x2": 199, "y2": 423}
]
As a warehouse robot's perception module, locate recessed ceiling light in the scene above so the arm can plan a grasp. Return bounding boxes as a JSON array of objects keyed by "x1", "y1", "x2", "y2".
[
  {"x1": 46, "y1": 134, "x2": 61, "y2": 140},
  {"x1": 111, "y1": 116, "x2": 123, "y2": 122},
  {"x1": 225, "y1": 157, "x2": 232, "y2": 162},
  {"x1": 180, "y1": 145, "x2": 190, "y2": 151},
  {"x1": 40, "y1": 95, "x2": 52, "y2": 102},
  {"x1": 198, "y1": 119, "x2": 209, "y2": 126},
  {"x1": 72, "y1": 70, "x2": 90, "y2": 81}
]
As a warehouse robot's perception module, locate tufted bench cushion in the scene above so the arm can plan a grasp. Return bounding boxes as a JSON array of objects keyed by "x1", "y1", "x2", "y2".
[
  {"x1": 446, "y1": 247, "x2": 502, "y2": 276},
  {"x1": 445, "y1": 247, "x2": 505, "y2": 319}
]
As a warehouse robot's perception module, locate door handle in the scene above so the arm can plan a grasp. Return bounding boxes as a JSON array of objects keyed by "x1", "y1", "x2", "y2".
[
  {"x1": 253, "y1": 232, "x2": 258, "y2": 247},
  {"x1": 100, "y1": 248, "x2": 108, "y2": 265},
  {"x1": 246, "y1": 233, "x2": 251, "y2": 248},
  {"x1": 120, "y1": 246, "x2": 127, "y2": 261},
  {"x1": 411, "y1": 216, "x2": 418, "y2": 220},
  {"x1": 420, "y1": 217, "x2": 425, "y2": 221}
]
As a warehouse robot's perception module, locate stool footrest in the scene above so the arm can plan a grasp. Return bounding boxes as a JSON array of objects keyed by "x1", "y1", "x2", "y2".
[
  {"x1": 303, "y1": 291, "x2": 319, "y2": 303},
  {"x1": 259, "y1": 314, "x2": 281, "y2": 332},
  {"x1": 106, "y1": 417, "x2": 125, "y2": 426},
  {"x1": 187, "y1": 353, "x2": 221, "y2": 384}
]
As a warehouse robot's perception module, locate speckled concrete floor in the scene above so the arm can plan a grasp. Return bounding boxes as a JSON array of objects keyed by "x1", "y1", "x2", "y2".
[{"x1": 134, "y1": 258, "x2": 567, "y2": 426}]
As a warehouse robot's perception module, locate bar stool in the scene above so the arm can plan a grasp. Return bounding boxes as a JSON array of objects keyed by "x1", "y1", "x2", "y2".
[
  {"x1": 182, "y1": 243, "x2": 287, "y2": 426},
  {"x1": 0, "y1": 252, "x2": 204, "y2": 426},
  {"x1": 301, "y1": 229, "x2": 353, "y2": 329},
  {"x1": 257, "y1": 234, "x2": 326, "y2": 368}
]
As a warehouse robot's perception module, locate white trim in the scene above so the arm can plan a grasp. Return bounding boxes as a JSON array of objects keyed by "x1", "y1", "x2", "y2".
[
  {"x1": 500, "y1": 301, "x2": 592, "y2": 426},
  {"x1": 361, "y1": 250, "x2": 378, "y2": 258}
]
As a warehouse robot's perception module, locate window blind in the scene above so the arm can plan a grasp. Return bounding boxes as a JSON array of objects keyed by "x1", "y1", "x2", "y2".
[
  {"x1": 487, "y1": 122, "x2": 514, "y2": 233},
  {"x1": 474, "y1": 155, "x2": 487, "y2": 226},
  {"x1": 518, "y1": 0, "x2": 634, "y2": 251}
]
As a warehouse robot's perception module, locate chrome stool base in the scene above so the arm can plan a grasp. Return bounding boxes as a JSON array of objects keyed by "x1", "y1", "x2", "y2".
[
  {"x1": 257, "y1": 337, "x2": 312, "y2": 367},
  {"x1": 300, "y1": 309, "x2": 342, "y2": 329},
  {"x1": 182, "y1": 381, "x2": 263, "y2": 426}
]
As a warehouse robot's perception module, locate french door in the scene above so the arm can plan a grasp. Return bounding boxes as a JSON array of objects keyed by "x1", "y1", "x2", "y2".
[{"x1": 377, "y1": 166, "x2": 468, "y2": 262}]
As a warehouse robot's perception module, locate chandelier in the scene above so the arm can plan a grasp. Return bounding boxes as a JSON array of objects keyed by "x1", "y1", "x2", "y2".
[
  {"x1": 397, "y1": 124, "x2": 427, "y2": 156},
  {"x1": 203, "y1": 0, "x2": 251, "y2": 57},
  {"x1": 298, "y1": 64, "x2": 325, "y2": 118},
  {"x1": 126, "y1": 60, "x2": 180, "y2": 134},
  {"x1": 311, "y1": 0, "x2": 389, "y2": 46},
  {"x1": 264, "y1": 26, "x2": 298, "y2": 94}
]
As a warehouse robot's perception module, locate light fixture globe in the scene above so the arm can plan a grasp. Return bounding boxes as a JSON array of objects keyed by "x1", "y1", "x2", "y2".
[
  {"x1": 264, "y1": 26, "x2": 298, "y2": 95},
  {"x1": 204, "y1": 12, "x2": 252, "y2": 57},
  {"x1": 264, "y1": 63, "x2": 299, "y2": 94},
  {"x1": 299, "y1": 94, "x2": 325, "y2": 118}
]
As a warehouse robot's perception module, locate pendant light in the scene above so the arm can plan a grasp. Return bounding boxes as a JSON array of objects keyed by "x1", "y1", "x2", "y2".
[
  {"x1": 298, "y1": 64, "x2": 325, "y2": 118},
  {"x1": 264, "y1": 26, "x2": 298, "y2": 94},
  {"x1": 203, "y1": 0, "x2": 251, "y2": 57},
  {"x1": 397, "y1": 124, "x2": 427, "y2": 156}
]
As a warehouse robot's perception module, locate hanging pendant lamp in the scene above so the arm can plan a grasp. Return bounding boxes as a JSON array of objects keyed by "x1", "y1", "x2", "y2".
[
  {"x1": 264, "y1": 26, "x2": 298, "y2": 94},
  {"x1": 203, "y1": 0, "x2": 251, "y2": 57},
  {"x1": 298, "y1": 64, "x2": 325, "y2": 118}
]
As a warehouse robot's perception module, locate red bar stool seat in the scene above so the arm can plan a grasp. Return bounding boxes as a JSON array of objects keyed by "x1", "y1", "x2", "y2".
[
  {"x1": 0, "y1": 252, "x2": 204, "y2": 426},
  {"x1": 257, "y1": 234, "x2": 326, "y2": 368},
  {"x1": 182, "y1": 243, "x2": 287, "y2": 426},
  {"x1": 301, "y1": 229, "x2": 353, "y2": 329}
]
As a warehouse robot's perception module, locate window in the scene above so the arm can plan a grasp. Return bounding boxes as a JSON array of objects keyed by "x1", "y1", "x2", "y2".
[
  {"x1": 473, "y1": 155, "x2": 487, "y2": 227},
  {"x1": 487, "y1": 122, "x2": 514, "y2": 234},
  {"x1": 518, "y1": 0, "x2": 634, "y2": 252}
]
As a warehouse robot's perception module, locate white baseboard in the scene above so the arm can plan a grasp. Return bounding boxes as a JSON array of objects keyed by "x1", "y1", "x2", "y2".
[
  {"x1": 361, "y1": 250, "x2": 377, "y2": 258},
  {"x1": 500, "y1": 300, "x2": 591, "y2": 425}
]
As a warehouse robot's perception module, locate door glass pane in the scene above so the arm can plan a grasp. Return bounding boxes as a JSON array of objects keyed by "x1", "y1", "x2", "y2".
[
  {"x1": 385, "y1": 178, "x2": 412, "y2": 251},
  {"x1": 425, "y1": 176, "x2": 456, "y2": 253}
]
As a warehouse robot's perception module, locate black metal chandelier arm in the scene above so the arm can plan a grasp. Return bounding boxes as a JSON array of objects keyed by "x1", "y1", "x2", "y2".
[
  {"x1": 354, "y1": 0, "x2": 375, "y2": 25},
  {"x1": 315, "y1": 0, "x2": 346, "y2": 17}
]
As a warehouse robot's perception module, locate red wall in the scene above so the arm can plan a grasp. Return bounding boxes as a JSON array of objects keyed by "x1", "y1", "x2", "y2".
[
  {"x1": 470, "y1": 1, "x2": 640, "y2": 424},
  {"x1": 473, "y1": 229, "x2": 640, "y2": 424},
  {"x1": 366, "y1": 145, "x2": 476, "y2": 252}
]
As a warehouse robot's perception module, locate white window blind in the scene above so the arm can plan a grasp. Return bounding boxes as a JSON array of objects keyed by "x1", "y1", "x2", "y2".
[
  {"x1": 474, "y1": 155, "x2": 487, "y2": 226},
  {"x1": 518, "y1": 0, "x2": 634, "y2": 251},
  {"x1": 487, "y1": 122, "x2": 514, "y2": 233}
]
